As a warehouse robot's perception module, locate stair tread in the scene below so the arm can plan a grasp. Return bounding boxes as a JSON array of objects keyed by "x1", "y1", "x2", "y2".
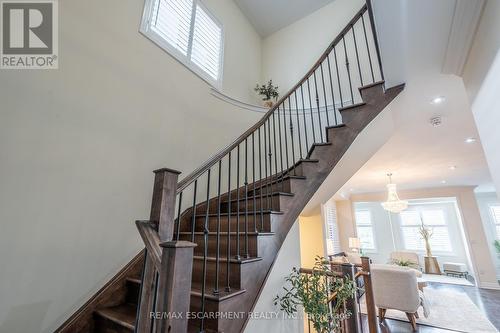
[
  {"x1": 191, "y1": 210, "x2": 284, "y2": 218},
  {"x1": 94, "y1": 304, "x2": 136, "y2": 330},
  {"x1": 180, "y1": 231, "x2": 274, "y2": 236},
  {"x1": 338, "y1": 102, "x2": 366, "y2": 111},
  {"x1": 358, "y1": 80, "x2": 385, "y2": 90},
  {"x1": 192, "y1": 255, "x2": 263, "y2": 264},
  {"x1": 221, "y1": 191, "x2": 294, "y2": 202},
  {"x1": 325, "y1": 124, "x2": 347, "y2": 130},
  {"x1": 191, "y1": 287, "x2": 246, "y2": 301},
  {"x1": 126, "y1": 277, "x2": 141, "y2": 285}
]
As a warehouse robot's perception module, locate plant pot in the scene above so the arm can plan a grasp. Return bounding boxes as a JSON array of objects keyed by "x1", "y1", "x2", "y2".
[{"x1": 264, "y1": 100, "x2": 274, "y2": 108}]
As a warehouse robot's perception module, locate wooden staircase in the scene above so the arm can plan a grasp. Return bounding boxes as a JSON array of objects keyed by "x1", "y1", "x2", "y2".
[{"x1": 56, "y1": 2, "x2": 404, "y2": 333}]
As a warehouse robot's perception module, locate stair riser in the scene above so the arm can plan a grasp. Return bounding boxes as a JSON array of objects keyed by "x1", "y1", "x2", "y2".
[
  {"x1": 125, "y1": 280, "x2": 140, "y2": 306},
  {"x1": 93, "y1": 315, "x2": 134, "y2": 333},
  {"x1": 191, "y1": 259, "x2": 243, "y2": 290},
  {"x1": 177, "y1": 213, "x2": 275, "y2": 233},
  {"x1": 195, "y1": 194, "x2": 286, "y2": 214},
  {"x1": 247, "y1": 177, "x2": 303, "y2": 197},
  {"x1": 178, "y1": 233, "x2": 261, "y2": 258},
  {"x1": 359, "y1": 83, "x2": 385, "y2": 103}
]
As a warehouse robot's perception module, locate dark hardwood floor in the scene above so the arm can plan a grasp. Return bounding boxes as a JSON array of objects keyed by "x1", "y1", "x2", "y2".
[{"x1": 361, "y1": 282, "x2": 500, "y2": 333}]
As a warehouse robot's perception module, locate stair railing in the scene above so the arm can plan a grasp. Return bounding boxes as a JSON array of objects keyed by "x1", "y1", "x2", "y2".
[{"x1": 136, "y1": 2, "x2": 384, "y2": 332}]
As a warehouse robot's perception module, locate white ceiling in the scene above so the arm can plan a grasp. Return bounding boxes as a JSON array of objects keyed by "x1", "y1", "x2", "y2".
[
  {"x1": 233, "y1": 0, "x2": 335, "y2": 37},
  {"x1": 333, "y1": 0, "x2": 495, "y2": 200}
]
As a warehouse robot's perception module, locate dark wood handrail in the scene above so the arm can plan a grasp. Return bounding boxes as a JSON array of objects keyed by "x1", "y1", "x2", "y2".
[
  {"x1": 136, "y1": 220, "x2": 162, "y2": 271},
  {"x1": 299, "y1": 267, "x2": 345, "y2": 278},
  {"x1": 176, "y1": 4, "x2": 370, "y2": 193}
]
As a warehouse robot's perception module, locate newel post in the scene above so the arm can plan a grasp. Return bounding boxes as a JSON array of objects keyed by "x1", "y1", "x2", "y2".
[
  {"x1": 361, "y1": 256, "x2": 378, "y2": 333},
  {"x1": 340, "y1": 263, "x2": 360, "y2": 333}
]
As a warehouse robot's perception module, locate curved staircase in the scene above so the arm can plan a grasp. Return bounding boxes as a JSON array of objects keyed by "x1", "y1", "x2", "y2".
[{"x1": 56, "y1": 2, "x2": 404, "y2": 333}]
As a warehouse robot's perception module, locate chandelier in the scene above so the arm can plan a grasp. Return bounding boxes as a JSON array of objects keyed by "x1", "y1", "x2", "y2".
[{"x1": 381, "y1": 173, "x2": 408, "y2": 213}]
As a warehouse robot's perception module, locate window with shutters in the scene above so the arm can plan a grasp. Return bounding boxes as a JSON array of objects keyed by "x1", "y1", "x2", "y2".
[
  {"x1": 354, "y1": 210, "x2": 376, "y2": 250},
  {"x1": 489, "y1": 205, "x2": 500, "y2": 238},
  {"x1": 140, "y1": 0, "x2": 224, "y2": 87},
  {"x1": 324, "y1": 202, "x2": 341, "y2": 255},
  {"x1": 399, "y1": 207, "x2": 452, "y2": 252}
]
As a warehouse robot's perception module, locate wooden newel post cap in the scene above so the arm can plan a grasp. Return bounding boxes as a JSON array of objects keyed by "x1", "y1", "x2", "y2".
[
  {"x1": 153, "y1": 167, "x2": 182, "y2": 175},
  {"x1": 160, "y1": 240, "x2": 197, "y2": 248}
]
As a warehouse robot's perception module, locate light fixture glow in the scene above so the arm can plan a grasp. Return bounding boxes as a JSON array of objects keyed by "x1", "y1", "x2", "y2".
[
  {"x1": 381, "y1": 173, "x2": 408, "y2": 213},
  {"x1": 431, "y1": 96, "x2": 446, "y2": 105},
  {"x1": 441, "y1": 180, "x2": 447, "y2": 184},
  {"x1": 449, "y1": 165, "x2": 457, "y2": 171},
  {"x1": 465, "y1": 137, "x2": 477, "y2": 143}
]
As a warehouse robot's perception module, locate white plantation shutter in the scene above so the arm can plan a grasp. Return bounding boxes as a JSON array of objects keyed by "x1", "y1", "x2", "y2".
[
  {"x1": 324, "y1": 203, "x2": 341, "y2": 255},
  {"x1": 399, "y1": 207, "x2": 452, "y2": 252},
  {"x1": 490, "y1": 205, "x2": 500, "y2": 238},
  {"x1": 355, "y1": 210, "x2": 376, "y2": 250},
  {"x1": 151, "y1": 0, "x2": 193, "y2": 56},
  {"x1": 141, "y1": 0, "x2": 224, "y2": 85},
  {"x1": 191, "y1": 4, "x2": 222, "y2": 80}
]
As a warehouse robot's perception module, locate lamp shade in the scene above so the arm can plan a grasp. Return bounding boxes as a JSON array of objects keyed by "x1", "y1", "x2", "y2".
[{"x1": 348, "y1": 237, "x2": 361, "y2": 249}]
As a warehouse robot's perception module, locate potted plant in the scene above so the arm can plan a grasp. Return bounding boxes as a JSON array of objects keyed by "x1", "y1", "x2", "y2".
[
  {"x1": 254, "y1": 80, "x2": 279, "y2": 108},
  {"x1": 274, "y1": 256, "x2": 356, "y2": 333},
  {"x1": 494, "y1": 240, "x2": 500, "y2": 259},
  {"x1": 419, "y1": 221, "x2": 433, "y2": 257},
  {"x1": 391, "y1": 258, "x2": 419, "y2": 270}
]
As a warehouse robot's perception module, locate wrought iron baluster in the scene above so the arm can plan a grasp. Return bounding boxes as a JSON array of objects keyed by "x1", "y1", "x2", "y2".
[
  {"x1": 258, "y1": 127, "x2": 264, "y2": 231},
  {"x1": 235, "y1": 145, "x2": 241, "y2": 260},
  {"x1": 252, "y1": 132, "x2": 257, "y2": 233},
  {"x1": 287, "y1": 96, "x2": 296, "y2": 176},
  {"x1": 276, "y1": 106, "x2": 285, "y2": 192},
  {"x1": 293, "y1": 91, "x2": 303, "y2": 159},
  {"x1": 342, "y1": 35, "x2": 355, "y2": 105},
  {"x1": 361, "y1": 13, "x2": 375, "y2": 83},
  {"x1": 352, "y1": 23, "x2": 363, "y2": 86},
  {"x1": 326, "y1": 54, "x2": 338, "y2": 125},
  {"x1": 176, "y1": 191, "x2": 182, "y2": 240},
  {"x1": 214, "y1": 161, "x2": 222, "y2": 295},
  {"x1": 200, "y1": 168, "x2": 211, "y2": 332},
  {"x1": 300, "y1": 85, "x2": 309, "y2": 151},
  {"x1": 313, "y1": 71, "x2": 324, "y2": 142},
  {"x1": 226, "y1": 152, "x2": 231, "y2": 292},
  {"x1": 190, "y1": 180, "x2": 198, "y2": 243},
  {"x1": 320, "y1": 63, "x2": 330, "y2": 127},
  {"x1": 244, "y1": 138, "x2": 249, "y2": 258},
  {"x1": 306, "y1": 78, "x2": 316, "y2": 143}
]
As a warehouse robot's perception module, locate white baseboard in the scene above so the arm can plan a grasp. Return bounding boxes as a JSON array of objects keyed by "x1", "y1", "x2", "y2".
[{"x1": 479, "y1": 281, "x2": 500, "y2": 290}]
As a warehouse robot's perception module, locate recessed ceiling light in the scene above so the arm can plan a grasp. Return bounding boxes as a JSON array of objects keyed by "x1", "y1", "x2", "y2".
[
  {"x1": 449, "y1": 165, "x2": 457, "y2": 170},
  {"x1": 431, "y1": 96, "x2": 446, "y2": 105},
  {"x1": 441, "y1": 180, "x2": 447, "y2": 184},
  {"x1": 430, "y1": 116, "x2": 442, "y2": 127},
  {"x1": 465, "y1": 137, "x2": 477, "y2": 143},
  {"x1": 349, "y1": 188, "x2": 354, "y2": 192}
]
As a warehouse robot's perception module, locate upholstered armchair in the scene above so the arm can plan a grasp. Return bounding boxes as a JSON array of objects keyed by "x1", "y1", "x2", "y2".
[{"x1": 371, "y1": 264, "x2": 426, "y2": 331}]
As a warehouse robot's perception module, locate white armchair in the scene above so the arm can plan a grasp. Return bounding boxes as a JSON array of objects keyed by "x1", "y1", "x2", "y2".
[{"x1": 371, "y1": 264, "x2": 425, "y2": 331}]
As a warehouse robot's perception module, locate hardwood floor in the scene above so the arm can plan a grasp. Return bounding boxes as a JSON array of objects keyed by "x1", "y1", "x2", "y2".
[{"x1": 361, "y1": 282, "x2": 500, "y2": 333}]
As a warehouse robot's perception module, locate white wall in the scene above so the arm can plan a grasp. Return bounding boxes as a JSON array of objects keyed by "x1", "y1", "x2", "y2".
[
  {"x1": 0, "y1": 0, "x2": 262, "y2": 332},
  {"x1": 463, "y1": 0, "x2": 500, "y2": 199},
  {"x1": 261, "y1": 0, "x2": 365, "y2": 93},
  {"x1": 475, "y1": 192, "x2": 500, "y2": 278},
  {"x1": 245, "y1": 222, "x2": 303, "y2": 333}
]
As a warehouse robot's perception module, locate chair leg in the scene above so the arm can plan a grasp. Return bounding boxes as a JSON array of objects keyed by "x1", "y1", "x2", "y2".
[
  {"x1": 414, "y1": 311, "x2": 419, "y2": 319},
  {"x1": 378, "y1": 308, "x2": 386, "y2": 321},
  {"x1": 405, "y1": 312, "x2": 417, "y2": 331}
]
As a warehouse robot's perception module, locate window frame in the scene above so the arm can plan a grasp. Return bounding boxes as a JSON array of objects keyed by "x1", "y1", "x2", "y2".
[
  {"x1": 139, "y1": 0, "x2": 224, "y2": 89},
  {"x1": 354, "y1": 209, "x2": 377, "y2": 252},
  {"x1": 489, "y1": 204, "x2": 500, "y2": 239},
  {"x1": 398, "y1": 206, "x2": 453, "y2": 254}
]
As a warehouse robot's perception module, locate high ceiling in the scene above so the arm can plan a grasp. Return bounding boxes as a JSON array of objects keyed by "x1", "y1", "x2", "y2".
[
  {"x1": 233, "y1": 0, "x2": 335, "y2": 37},
  {"x1": 333, "y1": 0, "x2": 494, "y2": 199}
]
